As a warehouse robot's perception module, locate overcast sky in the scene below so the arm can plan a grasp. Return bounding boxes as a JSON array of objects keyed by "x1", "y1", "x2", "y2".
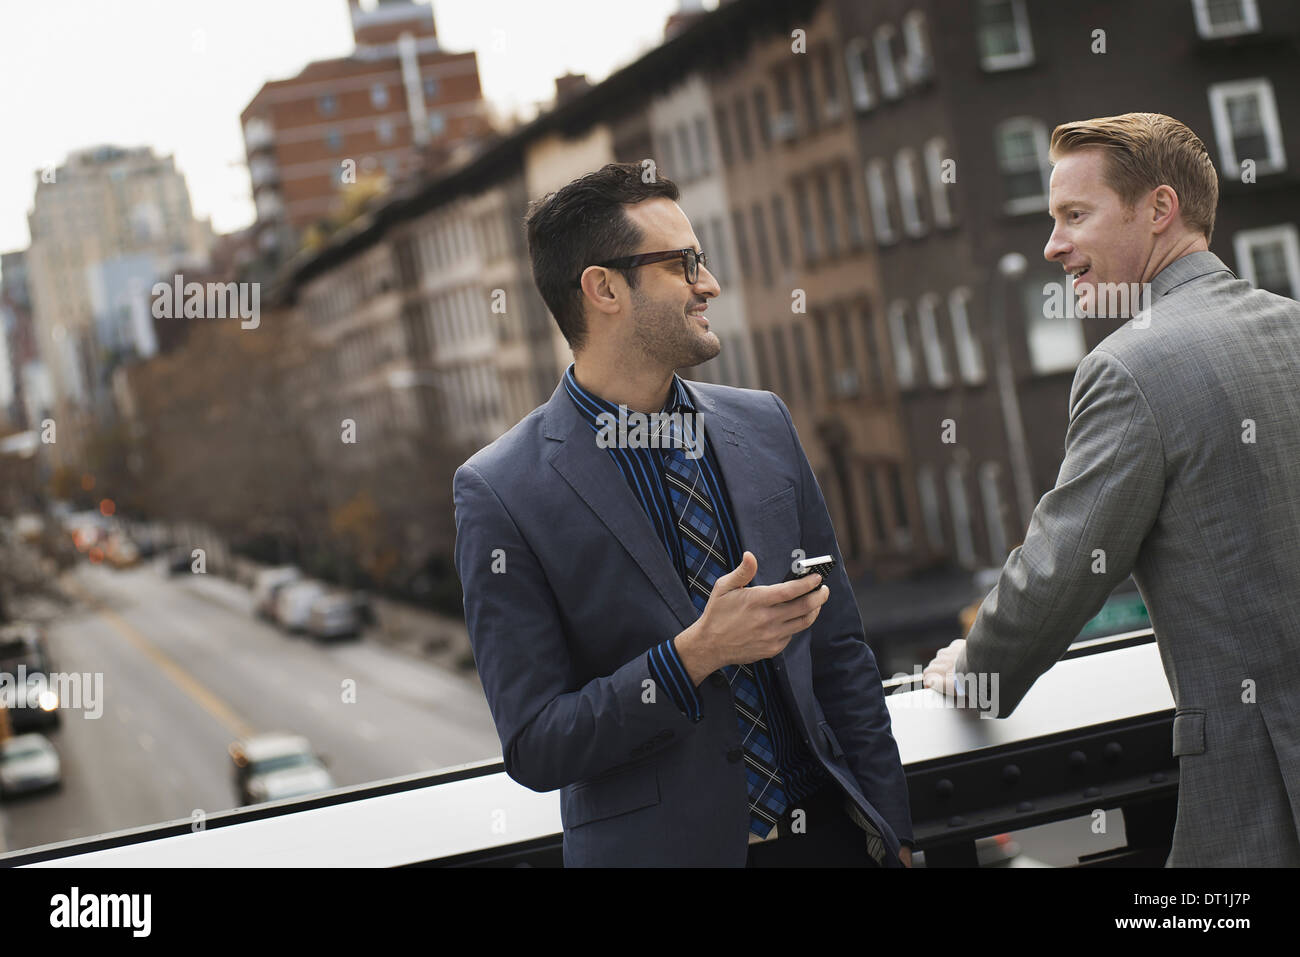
[{"x1": 0, "y1": 0, "x2": 705, "y2": 260}]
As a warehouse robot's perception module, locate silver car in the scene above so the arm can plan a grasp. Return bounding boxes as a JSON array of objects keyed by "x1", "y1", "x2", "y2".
[
  {"x1": 306, "y1": 593, "x2": 362, "y2": 642},
  {"x1": 0, "y1": 733, "x2": 62, "y2": 798}
]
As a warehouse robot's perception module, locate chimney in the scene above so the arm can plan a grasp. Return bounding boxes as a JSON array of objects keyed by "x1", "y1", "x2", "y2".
[{"x1": 554, "y1": 72, "x2": 591, "y2": 105}]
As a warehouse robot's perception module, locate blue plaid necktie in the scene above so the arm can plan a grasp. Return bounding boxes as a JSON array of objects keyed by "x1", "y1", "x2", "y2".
[{"x1": 659, "y1": 414, "x2": 788, "y2": 839}]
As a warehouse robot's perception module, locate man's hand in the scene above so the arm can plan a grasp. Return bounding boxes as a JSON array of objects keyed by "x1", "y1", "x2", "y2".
[
  {"x1": 922, "y1": 638, "x2": 966, "y2": 698},
  {"x1": 674, "y1": 551, "x2": 828, "y2": 686},
  {"x1": 898, "y1": 846, "x2": 912, "y2": 868}
]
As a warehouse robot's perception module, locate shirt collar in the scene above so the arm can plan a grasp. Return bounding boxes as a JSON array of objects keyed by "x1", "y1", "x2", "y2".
[{"x1": 563, "y1": 362, "x2": 697, "y2": 425}]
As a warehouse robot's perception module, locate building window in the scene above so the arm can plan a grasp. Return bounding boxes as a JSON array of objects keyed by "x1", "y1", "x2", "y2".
[
  {"x1": 771, "y1": 327, "x2": 793, "y2": 398},
  {"x1": 844, "y1": 38, "x2": 875, "y2": 111},
  {"x1": 770, "y1": 195, "x2": 792, "y2": 267},
  {"x1": 865, "y1": 466, "x2": 888, "y2": 545},
  {"x1": 798, "y1": 56, "x2": 820, "y2": 133},
  {"x1": 794, "y1": 180, "x2": 818, "y2": 263},
  {"x1": 888, "y1": 464, "x2": 912, "y2": 547},
  {"x1": 754, "y1": 328, "x2": 769, "y2": 390},
  {"x1": 423, "y1": 76, "x2": 439, "y2": 99},
  {"x1": 917, "y1": 293, "x2": 951, "y2": 387},
  {"x1": 793, "y1": 322, "x2": 814, "y2": 399},
  {"x1": 948, "y1": 286, "x2": 985, "y2": 383},
  {"x1": 979, "y1": 463, "x2": 1009, "y2": 561},
  {"x1": 731, "y1": 209, "x2": 753, "y2": 278},
  {"x1": 1023, "y1": 274, "x2": 1086, "y2": 374},
  {"x1": 887, "y1": 300, "x2": 915, "y2": 387},
  {"x1": 1191, "y1": 0, "x2": 1260, "y2": 38},
  {"x1": 865, "y1": 159, "x2": 897, "y2": 245},
  {"x1": 820, "y1": 46, "x2": 842, "y2": 120},
  {"x1": 917, "y1": 466, "x2": 943, "y2": 549},
  {"x1": 977, "y1": 0, "x2": 1035, "y2": 71},
  {"x1": 1208, "y1": 78, "x2": 1286, "y2": 175},
  {"x1": 326, "y1": 128, "x2": 343, "y2": 151},
  {"x1": 371, "y1": 83, "x2": 389, "y2": 108},
  {"x1": 817, "y1": 172, "x2": 841, "y2": 258},
  {"x1": 924, "y1": 137, "x2": 955, "y2": 228},
  {"x1": 836, "y1": 310, "x2": 860, "y2": 398},
  {"x1": 714, "y1": 106, "x2": 734, "y2": 165},
  {"x1": 694, "y1": 116, "x2": 712, "y2": 174},
  {"x1": 946, "y1": 466, "x2": 976, "y2": 567},
  {"x1": 995, "y1": 117, "x2": 1051, "y2": 213},
  {"x1": 752, "y1": 203, "x2": 774, "y2": 285},
  {"x1": 901, "y1": 10, "x2": 934, "y2": 86},
  {"x1": 873, "y1": 24, "x2": 903, "y2": 100},
  {"x1": 428, "y1": 111, "x2": 446, "y2": 136},
  {"x1": 860, "y1": 302, "x2": 884, "y2": 392},
  {"x1": 377, "y1": 119, "x2": 395, "y2": 144},
  {"x1": 711, "y1": 215, "x2": 729, "y2": 283},
  {"x1": 840, "y1": 166, "x2": 865, "y2": 249},
  {"x1": 772, "y1": 72, "x2": 797, "y2": 142},
  {"x1": 677, "y1": 122, "x2": 696, "y2": 180},
  {"x1": 733, "y1": 96, "x2": 755, "y2": 159},
  {"x1": 1233, "y1": 225, "x2": 1300, "y2": 300},
  {"x1": 318, "y1": 93, "x2": 338, "y2": 115},
  {"x1": 895, "y1": 148, "x2": 927, "y2": 238}
]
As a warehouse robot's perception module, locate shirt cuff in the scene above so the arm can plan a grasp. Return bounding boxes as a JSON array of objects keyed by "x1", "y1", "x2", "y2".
[{"x1": 647, "y1": 638, "x2": 703, "y2": 723}]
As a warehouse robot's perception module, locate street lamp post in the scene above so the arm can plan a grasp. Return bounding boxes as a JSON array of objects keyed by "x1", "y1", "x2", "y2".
[{"x1": 990, "y1": 252, "x2": 1038, "y2": 532}]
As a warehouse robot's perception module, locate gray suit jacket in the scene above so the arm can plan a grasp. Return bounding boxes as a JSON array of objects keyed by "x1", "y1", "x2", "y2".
[{"x1": 956, "y1": 251, "x2": 1300, "y2": 866}]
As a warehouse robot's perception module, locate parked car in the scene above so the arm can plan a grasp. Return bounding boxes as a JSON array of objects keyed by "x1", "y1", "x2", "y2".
[
  {"x1": 160, "y1": 545, "x2": 195, "y2": 576},
  {"x1": 0, "y1": 623, "x2": 60, "y2": 731},
  {"x1": 306, "y1": 593, "x2": 361, "y2": 642},
  {"x1": 252, "y1": 566, "x2": 301, "y2": 620},
  {"x1": 0, "y1": 734, "x2": 62, "y2": 798},
  {"x1": 104, "y1": 533, "x2": 140, "y2": 569},
  {"x1": 14, "y1": 513, "x2": 44, "y2": 544},
  {"x1": 272, "y1": 580, "x2": 326, "y2": 633},
  {"x1": 228, "y1": 732, "x2": 334, "y2": 805}
]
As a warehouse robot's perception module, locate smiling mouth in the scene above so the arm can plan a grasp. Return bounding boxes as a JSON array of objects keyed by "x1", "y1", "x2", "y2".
[{"x1": 1071, "y1": 266, "x2": 1092, "y2": 285}]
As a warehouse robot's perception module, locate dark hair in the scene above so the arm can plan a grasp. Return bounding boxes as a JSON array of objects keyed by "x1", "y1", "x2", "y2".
[{"x1": 524, "y1": 162, "x2": 679, "y2": 352}]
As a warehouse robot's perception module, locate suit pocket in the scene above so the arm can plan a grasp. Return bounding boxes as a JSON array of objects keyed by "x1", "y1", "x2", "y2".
[
  {"x1": 1171, "y1": 709, "x2": 1206, "y2": 756},
  {"x1": 819, "y1": 720, "x2": 846, "y2": 759},
  {"x1": 565, "y1": 761, "x2": 661, "y2": 828}
]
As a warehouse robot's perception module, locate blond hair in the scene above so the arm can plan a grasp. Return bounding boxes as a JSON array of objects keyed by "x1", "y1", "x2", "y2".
[{"x1": 1049, "y1": 113, "x2": 1219, "y2": 244}]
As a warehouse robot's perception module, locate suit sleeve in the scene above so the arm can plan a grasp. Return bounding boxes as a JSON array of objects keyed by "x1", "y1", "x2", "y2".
[
  {"x1": 453, "y1": 462, "x2": 701, "y2": 793},
  {"x1": 771, "y1": 392, "x2": 914, "y2": 847},
  {"x1": 955, "y1": 348, "x2": 1166, "y2": 716}
]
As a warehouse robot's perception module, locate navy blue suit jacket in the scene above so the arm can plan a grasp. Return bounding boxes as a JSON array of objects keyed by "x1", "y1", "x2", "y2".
[{"x1": 452, "y1": 375, "x2": 913, "y2": 866}]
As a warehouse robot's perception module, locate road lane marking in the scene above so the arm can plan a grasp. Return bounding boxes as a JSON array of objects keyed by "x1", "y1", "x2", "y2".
[{"x1": 66, "y1": 579, "x2": 255, "y2": 740}]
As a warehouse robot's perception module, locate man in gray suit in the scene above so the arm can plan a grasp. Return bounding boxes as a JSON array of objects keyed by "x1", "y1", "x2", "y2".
[{"x1": 923, "y1": 112, "x2": 1300, "y2": 866}]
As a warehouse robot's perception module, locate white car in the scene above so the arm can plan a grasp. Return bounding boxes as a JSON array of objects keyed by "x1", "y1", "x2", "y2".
[
  {"x1": 306, "y1": 593, "x2": 362, "y2": 642},
  {"x1": 272, "y1": 580, "x2": 326, "y2": 632},
  {"x1": 229, "y1": 732, "x2": 334, "y2": 805},
  {"x1": 252, "y1": 566, "x2": 301, "y2": 620},
  {"x1": 0, "y1": 733, "x2": 62, "y2": 797}
]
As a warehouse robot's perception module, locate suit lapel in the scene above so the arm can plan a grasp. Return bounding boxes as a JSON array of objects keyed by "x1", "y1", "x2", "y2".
[{"x1": 542, "y1": 374, "x2": 787, "y2": 631}]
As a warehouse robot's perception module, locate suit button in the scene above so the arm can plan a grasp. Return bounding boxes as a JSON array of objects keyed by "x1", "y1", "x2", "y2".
[
  {"x1": 710, "y1": 672, "x2": 727, "y2": 688},
  {"x1": 726, "y1": 748, "x2": 743, "y2": 763}
]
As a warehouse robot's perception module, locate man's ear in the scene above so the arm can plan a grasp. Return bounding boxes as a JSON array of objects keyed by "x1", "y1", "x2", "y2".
[
  {"x1": 1150, "y1": 184, "x2": 1180, "y2": 234},
  {"x1": 581, "y1": 267, "x2": 623, "y2": 316}
]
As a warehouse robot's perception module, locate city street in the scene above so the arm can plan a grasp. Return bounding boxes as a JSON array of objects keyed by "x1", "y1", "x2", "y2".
[{"x1": 0, "y1": 561, "x2": 500, "y2": 853}]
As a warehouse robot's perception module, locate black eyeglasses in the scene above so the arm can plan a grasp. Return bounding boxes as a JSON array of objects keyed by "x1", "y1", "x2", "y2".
[{"x1": 573, "y1": 248, "x2": 708, "y2": 287}]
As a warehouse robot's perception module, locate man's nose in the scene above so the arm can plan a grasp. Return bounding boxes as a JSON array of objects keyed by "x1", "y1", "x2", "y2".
[
  {"x1": 695, "y1": 264, "x2": 721, "y2": 297},
  {"x1": 1044, "y1": 227, "x2": 1070, "y2": 263}
]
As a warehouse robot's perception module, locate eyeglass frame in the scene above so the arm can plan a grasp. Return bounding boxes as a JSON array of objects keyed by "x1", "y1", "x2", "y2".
[{"x1": 572, "y1": 247, "x2": 708, "y2": 288}]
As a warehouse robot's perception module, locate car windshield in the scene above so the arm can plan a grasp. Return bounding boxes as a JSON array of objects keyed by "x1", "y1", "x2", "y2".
[
  {"x1": 250, "y1": 752, "x2": 317, "y2": 775},
  {"x1": 3, "y1": 745, "x2": 49, "y2": 761}
]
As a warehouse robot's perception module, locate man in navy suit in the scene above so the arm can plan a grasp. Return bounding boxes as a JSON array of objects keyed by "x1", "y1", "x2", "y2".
[{"x1": 453, "y1": 163, "x2": 913, "y2": 867}]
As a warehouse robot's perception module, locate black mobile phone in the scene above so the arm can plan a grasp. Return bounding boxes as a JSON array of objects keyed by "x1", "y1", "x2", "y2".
[{"x1": 783, "y1": 555, "x2": 835, "y2": 583}]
